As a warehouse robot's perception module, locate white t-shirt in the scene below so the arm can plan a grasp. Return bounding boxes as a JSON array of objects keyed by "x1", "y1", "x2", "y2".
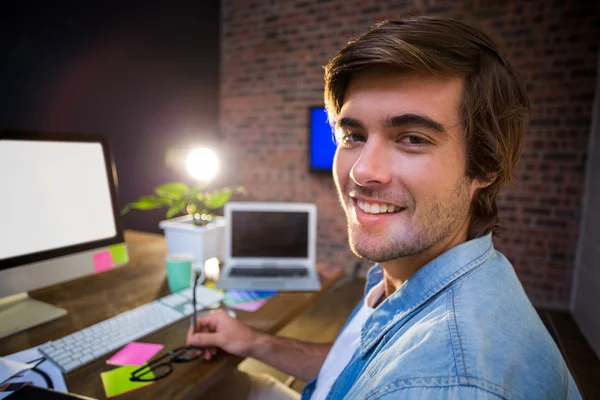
[{"x1": 310, "y1": 281, "x2": 385, "y2": 400}]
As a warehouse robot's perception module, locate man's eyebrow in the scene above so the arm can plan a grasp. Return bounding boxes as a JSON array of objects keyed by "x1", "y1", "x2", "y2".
[
  {"x1": 337, "y1": 114, "x2": 448, "y2": 135},
  {"x1": 383, "y1": 114, "x2": 447, "y2": 134},
  {"x1": 337, "y1": 117, "x2": 363, "y2": 129}
]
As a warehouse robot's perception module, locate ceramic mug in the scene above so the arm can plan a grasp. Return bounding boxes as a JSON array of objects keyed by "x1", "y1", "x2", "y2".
[{"x1": 165, "y1": 253, "x2": 205, "y2": 293}]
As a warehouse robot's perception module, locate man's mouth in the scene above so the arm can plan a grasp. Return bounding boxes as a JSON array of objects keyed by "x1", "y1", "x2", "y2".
[{"x1": 355, "y1": 199, "x2": 402, "y2": 215}]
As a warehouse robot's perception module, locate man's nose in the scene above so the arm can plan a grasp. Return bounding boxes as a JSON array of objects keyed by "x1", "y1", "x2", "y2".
[{"x1": 350, "y1": 139, "x2": 392, "y2": 186}]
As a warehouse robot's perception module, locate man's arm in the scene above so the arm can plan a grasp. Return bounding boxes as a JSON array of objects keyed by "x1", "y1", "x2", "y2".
[
  {"x1": 186, "y1": 310, "x2": 331, "y2": 382},
  {"x1": 251, "y1": 334, "x2": 332, "y2": 381}
]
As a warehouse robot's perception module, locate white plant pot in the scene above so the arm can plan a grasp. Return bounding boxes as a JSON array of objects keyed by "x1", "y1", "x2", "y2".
[{"x1": 158, "y1": 215, "x2": 226, "y2": 265}]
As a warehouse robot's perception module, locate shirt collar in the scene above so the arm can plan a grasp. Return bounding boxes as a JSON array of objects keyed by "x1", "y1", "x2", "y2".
[
  {"x1": 364, "y1": 281, "x2": 385, "y2": 309},
  {"x1": 359, "y1": 234, "x2": 494, "y2": 357}
]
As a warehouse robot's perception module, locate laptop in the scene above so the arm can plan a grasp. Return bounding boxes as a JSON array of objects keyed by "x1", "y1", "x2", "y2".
[{"x1": 216, "y1": 202, "x2": 321, "y2": 291}]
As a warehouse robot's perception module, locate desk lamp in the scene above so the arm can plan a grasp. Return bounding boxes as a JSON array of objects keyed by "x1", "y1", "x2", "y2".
[{"x1": 185, "y1": 147, "x2": 222, "y2": 280}]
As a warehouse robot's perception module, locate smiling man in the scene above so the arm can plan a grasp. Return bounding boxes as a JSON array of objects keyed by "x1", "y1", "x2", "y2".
[
  {"x1": 187, "y1": 17, "x2": 581, "y2": 400},
  {"x1": 335, "y1": 70, "x2": 481, "y2": 289}
]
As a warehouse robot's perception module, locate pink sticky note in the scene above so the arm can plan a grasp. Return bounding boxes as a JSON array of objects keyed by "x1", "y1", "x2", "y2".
[
  {"x1": 93, "y1": 250, "x2": 115, "y2": 273},
  {"x1": 229, "y1": 299, "x2": 268, "y2": 312},
  {"x1": 106, "y1": 342, "x2": 164, "y2": 366}
]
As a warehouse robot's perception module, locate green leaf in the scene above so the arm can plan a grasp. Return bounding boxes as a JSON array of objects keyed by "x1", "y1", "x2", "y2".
[
  {"x1": 202, "y1": 188, "x2": 232, "y2": 209},
  {"x1": 166, "y1": 199, "x2": 187, "y2": 218},
  {"x1": 155, "y1": 182, "x2": 189, "y2": 200},
  {"x1": 130, "y1": 195, "x2": 172, "y2": 210},
  {"x1": 194, "y1": 192, "x2": 205, "y2": 202}
]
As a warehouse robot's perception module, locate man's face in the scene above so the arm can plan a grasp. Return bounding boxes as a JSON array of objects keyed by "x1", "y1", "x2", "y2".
[{"x1": 333, "y1": 68, "x2": 482, "y2": 262}]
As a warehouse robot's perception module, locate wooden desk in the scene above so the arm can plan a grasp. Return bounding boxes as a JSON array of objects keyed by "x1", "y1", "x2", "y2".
[{"x1": 0, "y1": 231, "x2": 344, "y2": 399}]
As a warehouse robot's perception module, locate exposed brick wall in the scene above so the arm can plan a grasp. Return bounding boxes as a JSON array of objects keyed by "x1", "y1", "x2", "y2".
[{"x1": 220, "y1": 0, "x2": 600, "y2": 308}]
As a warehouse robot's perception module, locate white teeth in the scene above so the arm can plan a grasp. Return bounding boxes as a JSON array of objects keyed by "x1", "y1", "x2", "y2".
[{"x1": 356, "y1": 200, "x2": 398, "y2": 214}]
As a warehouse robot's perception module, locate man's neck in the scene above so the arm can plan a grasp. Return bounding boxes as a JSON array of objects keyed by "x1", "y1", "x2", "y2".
[{"x1": 379, "y1": 222, "x2": 471, "y2": 299}]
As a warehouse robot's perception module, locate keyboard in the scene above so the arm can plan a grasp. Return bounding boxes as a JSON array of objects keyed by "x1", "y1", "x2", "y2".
[
  {"x1": 229, "y1": 267, "x2": 308, "y2": 278},
  {"x1": 38, "y1": 285, "x2": 224, "y2": 373}
]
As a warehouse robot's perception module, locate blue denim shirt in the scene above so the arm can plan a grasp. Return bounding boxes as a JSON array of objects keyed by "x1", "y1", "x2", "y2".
[{"x1": 302, "y1": 234, "x2": 581, "y2": 399}]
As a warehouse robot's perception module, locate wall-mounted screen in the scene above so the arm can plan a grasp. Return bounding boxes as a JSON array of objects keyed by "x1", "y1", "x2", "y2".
[{"x1": 309, "y1": 106, "x2": 337, "y2": 171}]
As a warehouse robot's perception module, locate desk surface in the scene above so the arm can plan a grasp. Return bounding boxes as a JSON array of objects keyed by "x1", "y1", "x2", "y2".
[{"x1": 0, "y1": 231, "x2": 344, "y2": 399}]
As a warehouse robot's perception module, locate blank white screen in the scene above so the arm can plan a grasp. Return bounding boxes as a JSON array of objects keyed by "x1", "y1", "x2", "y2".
[{"x1": 0, "y1": 140, "x2": 117, "y2": 260}]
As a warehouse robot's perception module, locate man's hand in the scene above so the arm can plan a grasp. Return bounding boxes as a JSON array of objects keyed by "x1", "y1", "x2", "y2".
[
  {"x1": 186, "y1": 310, "x2": 333, "y2": 381},
  {"x1": 186, "y1": 310, "x2": 260, "y2": 360}
]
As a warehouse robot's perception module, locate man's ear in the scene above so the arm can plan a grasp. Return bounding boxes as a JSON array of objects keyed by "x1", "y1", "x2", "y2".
[{"x1": 470, "y1": 173, "x2": 496, "y2": 194}]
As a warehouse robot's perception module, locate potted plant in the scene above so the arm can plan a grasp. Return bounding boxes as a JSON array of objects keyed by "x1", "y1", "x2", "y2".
[{"x1": 122, "y1": 182, "x2": 246, "y2": 264}]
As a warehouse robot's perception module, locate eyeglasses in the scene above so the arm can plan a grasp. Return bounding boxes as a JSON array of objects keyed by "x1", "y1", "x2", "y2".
[{"x1": 130, "y1": 346, "x2": 204, "y2": 382}]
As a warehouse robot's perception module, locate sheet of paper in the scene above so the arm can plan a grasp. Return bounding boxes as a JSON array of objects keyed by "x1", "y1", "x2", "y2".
[
  {"x1": 0, "y1": 344, "x2": 67, "y2": 399},
  {"x1": 101, "y1": 364, "x2": 154, "y2": 398},
  {"x1": 223, "y1": 290, "x2": 276, "y2": 306},
  {"x1": 179, "y1": 285, "x2": 225, "y2": 307},
  {"x1": 106, "y1": 342, "x2": 164, "y2": 366},
  {"x1": 93, "y1": 250, "x2": 115, "y2": 273},
  {"x1": 228, "y1": 298, "x2": 268, "y2": 312},
  {"x1": 0, "y1": 357, "x2": 33, "y2": 384}
]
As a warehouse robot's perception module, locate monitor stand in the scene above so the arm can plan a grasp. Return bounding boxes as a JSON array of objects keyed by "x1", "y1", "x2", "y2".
[{"x1": 0, "y1": 292, "x2": 67, "y2": 339}]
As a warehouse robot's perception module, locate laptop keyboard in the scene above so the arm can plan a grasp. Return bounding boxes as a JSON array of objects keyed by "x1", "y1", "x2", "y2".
[{"x1": 229, "y1": 267, "x2": 309, "y2": 278}]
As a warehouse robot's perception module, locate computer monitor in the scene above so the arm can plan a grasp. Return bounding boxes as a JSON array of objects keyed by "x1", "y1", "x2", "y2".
[{"x1": 0, "y1": 130, "x2": 128, "y2": 338}]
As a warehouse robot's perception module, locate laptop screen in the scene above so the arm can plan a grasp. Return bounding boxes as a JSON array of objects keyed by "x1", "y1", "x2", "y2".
[{"x1": 231, "y1": 211, "x2": 309, "y2": 258}]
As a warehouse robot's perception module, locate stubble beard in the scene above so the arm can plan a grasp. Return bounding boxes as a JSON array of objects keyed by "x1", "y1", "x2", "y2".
[{"x1": 344, "y1": 179, "x2": 473, "y2": 263}]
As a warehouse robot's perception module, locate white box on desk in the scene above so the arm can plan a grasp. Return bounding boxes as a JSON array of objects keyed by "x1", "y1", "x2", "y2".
[{"x1": 159, "y1": 215, "x2": 226, "y2": 265}]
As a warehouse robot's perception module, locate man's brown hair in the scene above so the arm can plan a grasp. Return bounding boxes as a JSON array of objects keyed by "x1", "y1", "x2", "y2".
[{"x1": 324, "y1": 16, "x2": 530, "y2": 239}]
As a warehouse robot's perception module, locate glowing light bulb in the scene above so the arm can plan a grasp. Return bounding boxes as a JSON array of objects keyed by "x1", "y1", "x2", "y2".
[
  {"x1": 186, "y1": 148, "x2": 219, "y2": 181},
  {"x1": 204, "y1": 257, "x2": 220, "y2": 281}
]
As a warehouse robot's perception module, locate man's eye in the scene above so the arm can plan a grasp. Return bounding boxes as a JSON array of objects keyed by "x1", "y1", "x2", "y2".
[
  {"x1": 400, "y1": 135, "x2": 429, "y2": 145},
  {"x1": 342, "y1": 132, "x2": 366, "y2": 144}
]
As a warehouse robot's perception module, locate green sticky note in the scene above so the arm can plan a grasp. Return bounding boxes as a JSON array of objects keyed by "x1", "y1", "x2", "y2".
[
  {"x1": 100, "y1": 364, "x2": 154, "y2": 398},
  {"x1": 108, "y1": 243, "x2": 128, "y2": 265}
]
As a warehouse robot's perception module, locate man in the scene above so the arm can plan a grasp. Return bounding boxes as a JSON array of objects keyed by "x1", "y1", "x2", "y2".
[{"x1": 188, "y1": 17, "x2": 581, "y2": 399}]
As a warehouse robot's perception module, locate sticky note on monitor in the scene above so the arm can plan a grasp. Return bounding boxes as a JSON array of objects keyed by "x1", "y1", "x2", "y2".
[
  {"x1": 106, "y1": 342, "x2": 164, "y2": 366},
  {"x1": 108, "y1": 243, "x2": 128, "y2": 265},
  {"x1": 93, "y1": 250, "x2": 115, "y2": 273},
  {"x1": 101, "y1": 364, "x2": 154, "y2": 398}
]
